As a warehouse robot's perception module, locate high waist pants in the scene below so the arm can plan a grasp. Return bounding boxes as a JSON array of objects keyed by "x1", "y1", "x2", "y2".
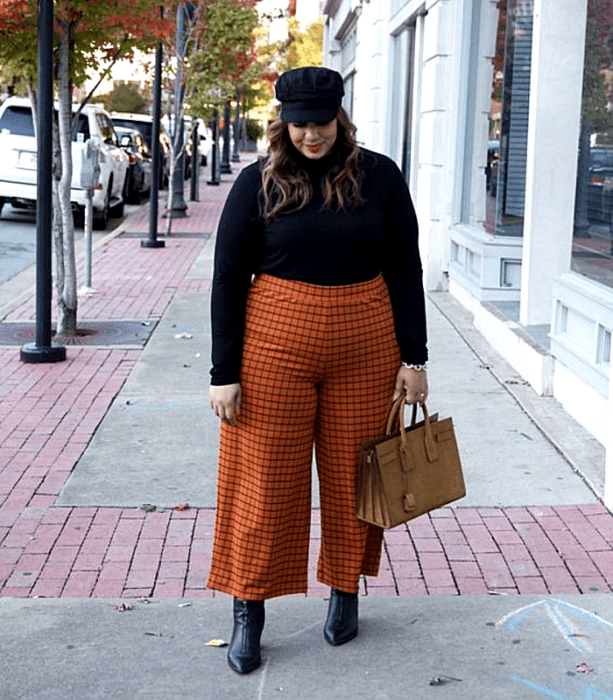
[{"x1": 207, "y1": 274, "x2": 401, "y2": 600}]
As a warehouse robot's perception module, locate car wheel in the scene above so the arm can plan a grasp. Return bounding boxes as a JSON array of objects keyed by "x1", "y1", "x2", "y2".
[
  {"x1": 73, "y1": 206, "x2": 85, "y2": 229},
  {"x1": 111, "y1": 174, "x2": 127, "y2": 218},
  {"x1": 132, "y1": 175, "x2": 143, "y2": 204},
  {"x1": 127, "y1": 171, "x2": 140, "y2": 204},
  {"x1": 93, "y1": 181, "x2": 110, "y2": 230}
]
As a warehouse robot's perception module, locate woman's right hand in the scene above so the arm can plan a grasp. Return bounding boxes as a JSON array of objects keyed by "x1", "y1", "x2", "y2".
[{"x1": 209, "y1": 383, "x2": 242, "y2": 426}]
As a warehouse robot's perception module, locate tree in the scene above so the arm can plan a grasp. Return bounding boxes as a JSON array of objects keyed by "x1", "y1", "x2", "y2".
[
  {"x1": 574, "y1": 0, "x2": 613, "y2": 236},
  {"x1": 284, "y1": 16, "x2": 323, "y2": 70},
  {"x1": 156, "y1": 0, "x2": 261, "y2": 237},
  {"x1": 0, "y1": 0, "x2": 172, "y2": 335},
  {"x1": 187, "y1": 0, "x2": 261, "y2": 119},
  {"x1": 98, "y1": 81, "x2": 150, "y2": 114}
]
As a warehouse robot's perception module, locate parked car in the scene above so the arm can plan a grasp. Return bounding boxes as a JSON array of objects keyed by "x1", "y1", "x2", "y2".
[
  {"x1": 116, "y1": 127, "x2": 152, "y2": 204},
  {"x1": 111, "y1": 112, "x2": 171, "y2": 189},
  {"x1": 197, "y1": 119, "x2": 213, "y2": 166},
  {"x1": 486, "y1": 139, "x2": 500, "y2": 196},
  {"x1": 587, "y1": 146, "x2": 613, "y2": 225},
  {"x1": 161, "y1": 115, "x2": 196, "y2": 179},
  {"x1": 0, "y1": 96, "x2": 129, "y2": 229}
]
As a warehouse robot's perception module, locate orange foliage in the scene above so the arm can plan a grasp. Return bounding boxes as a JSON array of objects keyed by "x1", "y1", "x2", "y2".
[{"x1": 0, "y1": 0, "x2": 172, "y2": 44}]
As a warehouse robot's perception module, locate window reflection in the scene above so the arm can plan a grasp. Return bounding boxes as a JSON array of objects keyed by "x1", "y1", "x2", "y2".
[
  {"x1": 486, "y1": 0, "x2": 534, "y2": 237},
  {"x1": 571, "y1": 0, "x2": 613, "y2": 289}
]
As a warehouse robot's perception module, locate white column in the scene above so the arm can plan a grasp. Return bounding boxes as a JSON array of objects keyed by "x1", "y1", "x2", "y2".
[{"x1": 519, "y1": 0, "x2": 587, "y2": 326}]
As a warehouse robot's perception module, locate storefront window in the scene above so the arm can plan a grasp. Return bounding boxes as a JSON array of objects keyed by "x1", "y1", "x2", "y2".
[
  {"x1": 571, "y1": 0, "x2": 613, "y2": 289},
  {"x1": 485, "y1": 0, "x2": 533, "y2": 237}
]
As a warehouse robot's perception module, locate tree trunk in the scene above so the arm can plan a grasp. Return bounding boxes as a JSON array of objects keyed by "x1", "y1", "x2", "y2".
[
  {"x1": 55, "y1": 24, "x2": 78, "y2": 336},
  {"x1": 164, "y1": 124, "x2": 176, "y2": 237}
]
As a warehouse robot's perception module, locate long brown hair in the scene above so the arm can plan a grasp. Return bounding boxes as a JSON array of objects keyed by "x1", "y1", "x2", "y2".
[{"x1": 261, "y1": 107, "x2": 365, "y2": 221}]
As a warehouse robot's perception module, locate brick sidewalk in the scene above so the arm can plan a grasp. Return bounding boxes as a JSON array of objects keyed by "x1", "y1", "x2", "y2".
[{"x1": 2, "y1": 159, "x2": 613, "y2": 600}]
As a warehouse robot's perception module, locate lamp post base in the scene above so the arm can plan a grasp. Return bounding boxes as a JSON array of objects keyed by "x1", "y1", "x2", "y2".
[{"x1": 20, "y1": 342, "x2": 66, "y2": 364}]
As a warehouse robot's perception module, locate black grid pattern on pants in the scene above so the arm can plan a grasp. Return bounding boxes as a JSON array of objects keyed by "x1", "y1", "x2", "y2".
[{"x1": 207, "y1": 274, "x2": 402, "y2": 600}]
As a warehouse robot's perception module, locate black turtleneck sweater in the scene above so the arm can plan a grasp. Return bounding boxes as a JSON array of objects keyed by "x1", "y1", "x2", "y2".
[{"x1": 210, "y1": 147, "x2": 428, "y2": 385}]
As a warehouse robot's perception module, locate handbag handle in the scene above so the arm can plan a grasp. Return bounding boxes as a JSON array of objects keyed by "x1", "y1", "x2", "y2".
[
  {"x1": 385, "y1": 396, "x2": 438, "y2": 463},
  {"x1": 385, "y1": 395, "x2": 429, "y2": 435}
]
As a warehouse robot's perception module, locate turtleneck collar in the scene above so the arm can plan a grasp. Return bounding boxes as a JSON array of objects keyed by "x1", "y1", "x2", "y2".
[{"x1": 291, "y1": 148, "x2": 336, "y2": 178}]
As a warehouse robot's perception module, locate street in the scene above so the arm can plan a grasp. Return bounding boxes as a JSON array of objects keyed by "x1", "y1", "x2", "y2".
[{"x1": 0, "y1": 200, "x2": 142, "y2": 285}]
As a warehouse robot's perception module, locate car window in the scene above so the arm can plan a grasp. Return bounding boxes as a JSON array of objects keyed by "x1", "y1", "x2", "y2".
[
  {"x1": 137, "y1": 133, "x2": 151, "y2": 156},
  {"x1": 590, "y1": 149, "x2": 613, "y2": 170},
  {"x1": 96, "y1": 114, "x2": 117, "y2": 145},
  {"x1": 111, "y1": 119, "x2": 153, "y2": 148},
  {"x1": 72, "y1": 113, "x2": 90, "y2": 142},
  {"x1": 0, "y1": 106, "x2": 35, "y2": 136}
]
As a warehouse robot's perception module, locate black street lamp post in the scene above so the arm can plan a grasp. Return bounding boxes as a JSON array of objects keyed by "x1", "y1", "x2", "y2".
[
  {"x1": 168, "y1": 3, "x2": 188, "y2": 218},
  {"x1": 21, "y1": 0, "x2": 66, "y2": 363},
  {"x1": 190, "y1": 118, "x2": 199, "y2": 201},
  {"x1": 207, "y1": 108, "x2": 220, "y2": 186},
  {"x1": 220, "y1": 99, "x2": 232, "y2": 174},
  {"x1": 231, "y1": 89, "x2": 241, "y2": 163},
  {"x1": 142, "y1": 29, "x2": 165, "y2": 249}
]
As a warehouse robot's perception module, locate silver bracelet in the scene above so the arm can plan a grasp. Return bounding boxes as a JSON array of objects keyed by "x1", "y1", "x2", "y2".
[{"x1": 402, "y1": 362, "x2": 427, "y2": 371}]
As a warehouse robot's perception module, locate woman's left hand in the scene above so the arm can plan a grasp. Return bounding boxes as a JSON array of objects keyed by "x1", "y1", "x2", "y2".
[{"x1": 393, "y1": 366, "x2": 429, "y2": 404}]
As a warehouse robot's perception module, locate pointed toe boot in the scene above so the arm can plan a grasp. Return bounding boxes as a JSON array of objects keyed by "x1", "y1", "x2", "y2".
[
  {"x1": 227, "y1": 598, "x2": 265, "y2": 674},
  {"x1": 323, "y1": 589, "x2": 358, "y2": 646}
]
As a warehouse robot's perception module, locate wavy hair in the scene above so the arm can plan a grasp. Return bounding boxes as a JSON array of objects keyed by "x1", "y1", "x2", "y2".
[{"x1": 261, "y1": 107, "x2": 365, "y2": 221}]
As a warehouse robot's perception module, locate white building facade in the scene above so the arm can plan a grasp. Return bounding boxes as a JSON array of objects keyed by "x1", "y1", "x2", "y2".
[{"x1": 323, "y1": 0, "x2": 613, "y2": 507}]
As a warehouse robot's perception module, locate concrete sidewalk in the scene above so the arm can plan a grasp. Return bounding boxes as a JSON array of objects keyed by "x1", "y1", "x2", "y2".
[
  {"x1": 1, "y1": 157, "x2": 613, "y2": 698},
  {"x1": 2, "y1": 594, "x2": 613, "y2": 700}
]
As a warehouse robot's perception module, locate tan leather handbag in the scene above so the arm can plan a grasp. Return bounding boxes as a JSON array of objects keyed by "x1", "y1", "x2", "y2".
[{"x1": 357, "y1": 397, "x2": 465, "y2": 529}]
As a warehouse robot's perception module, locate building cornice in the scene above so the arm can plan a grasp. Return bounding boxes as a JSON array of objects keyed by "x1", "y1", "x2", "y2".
[
  {"x1": 323, "y1": 0, "x2": 342, "y2": 17},
  {"x1": 334, "y1": 7, "x2": 360, "y2": 41}
]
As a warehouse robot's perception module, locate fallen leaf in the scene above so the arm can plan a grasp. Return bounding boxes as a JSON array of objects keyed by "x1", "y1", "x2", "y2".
[
  {"x1": 114, "y1": 602, "x2": 133, "y2": 612},
  {"x1": 576, "y1": 663, "x2": 593, "y2": 674},
  {"x1": 429, "y1": 675, "x2": 461, "y2": 686},
  {"x1": 140, "y1": 504, "x2": 157, "y2": 512},
  {"x1": 174, "y1": 502, "x2": 191, "y2": 511},
  {"x1": 206, "y1": 639, "x2": 228, "y2": 647}
]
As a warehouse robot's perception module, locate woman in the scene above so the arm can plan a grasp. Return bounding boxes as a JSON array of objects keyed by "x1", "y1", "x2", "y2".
[{"x1": 208, "y1": 66, "x2": 428, "y2": 674}]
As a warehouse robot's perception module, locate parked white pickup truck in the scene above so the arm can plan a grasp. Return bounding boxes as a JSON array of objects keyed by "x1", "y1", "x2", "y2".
[{"x1": 0, "y1": 97, "x2": 129, "y2": 229}]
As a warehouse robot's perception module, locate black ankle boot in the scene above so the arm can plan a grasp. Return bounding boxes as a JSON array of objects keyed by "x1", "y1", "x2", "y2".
[
  {"x1": 227, "y1": 598, "x2": 265, "y2": 674},
  {"x1": 323, "y1": 589, "x2": 358, "y2": 646}
]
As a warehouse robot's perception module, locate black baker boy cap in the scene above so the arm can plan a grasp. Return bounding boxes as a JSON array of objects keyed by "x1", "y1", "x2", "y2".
[{"x1": 275, "y1": 66, "x2": 344, "y2": 124}]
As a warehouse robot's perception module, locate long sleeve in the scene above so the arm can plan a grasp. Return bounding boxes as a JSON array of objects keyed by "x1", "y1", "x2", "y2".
[
  {"x1": 378, "y1": 158, "x2": 428, "y2": 364},
  {"x1": 209, "y1": 151, "x2": 428, "y2": 384},
  {"x1": 210, "y1": 163, "x2": 264, "y2": 385}
]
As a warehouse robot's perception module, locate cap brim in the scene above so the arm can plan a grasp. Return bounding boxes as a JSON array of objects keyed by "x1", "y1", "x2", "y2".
[{"x1": 280, "y1": 105, "x2": 339, "y2": 124}]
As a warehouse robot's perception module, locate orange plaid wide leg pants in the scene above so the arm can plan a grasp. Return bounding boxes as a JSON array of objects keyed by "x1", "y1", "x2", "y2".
[{"x1": 207, "y1": 274, "x2": 401, "y2": 600}]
